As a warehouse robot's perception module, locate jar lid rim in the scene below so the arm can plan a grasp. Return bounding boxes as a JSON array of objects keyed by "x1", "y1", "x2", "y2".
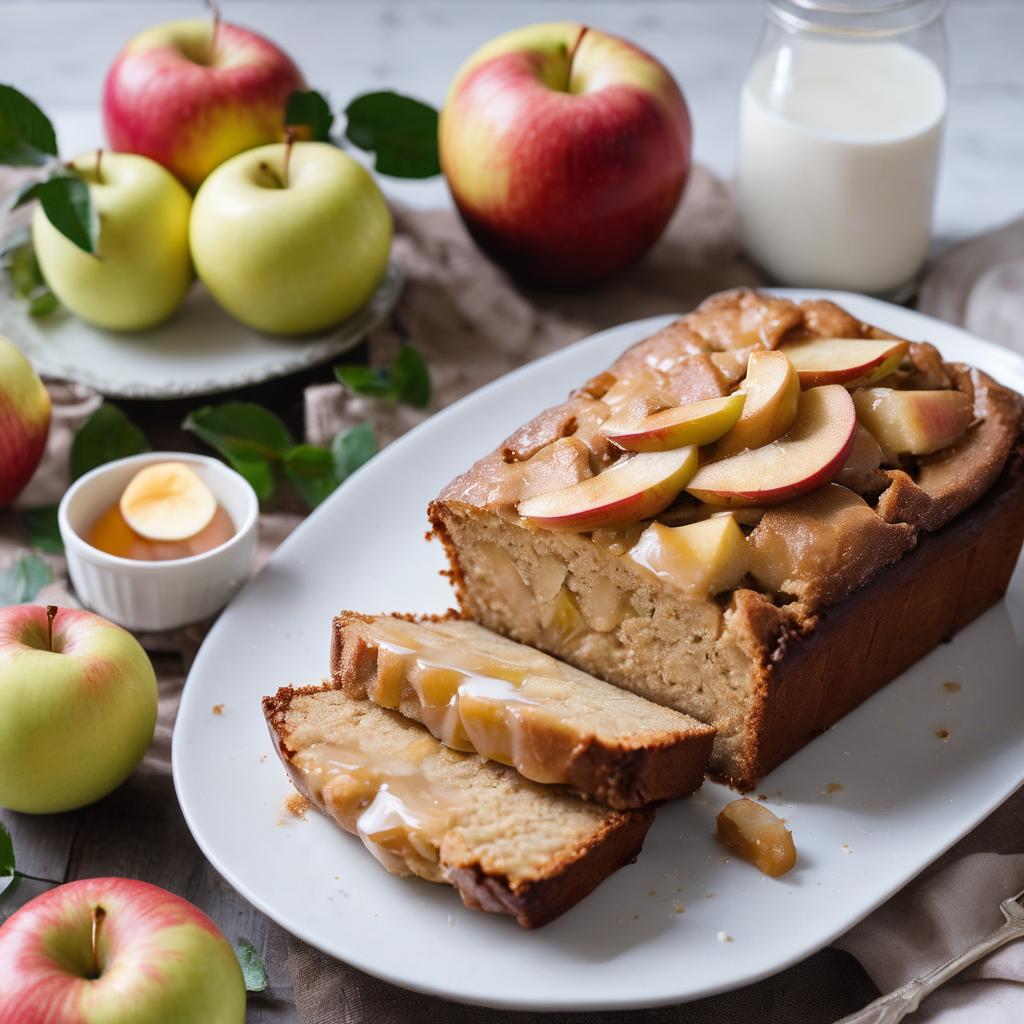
[{"x1": 767, "y1": 0, "x2": 946, "y2": 36}]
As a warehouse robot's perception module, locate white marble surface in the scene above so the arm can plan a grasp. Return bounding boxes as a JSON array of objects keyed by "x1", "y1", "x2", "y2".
[{"x1": 4, "y1": 0, "x2": 1023, "y2": 252}]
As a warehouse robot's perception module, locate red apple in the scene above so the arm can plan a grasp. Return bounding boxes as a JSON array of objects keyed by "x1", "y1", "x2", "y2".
[
  {"x1": 602, "y1": 394, "x2": 745, "y2": 452},
  {"x1": 440, "y1": 22, "x2": 691, "y2": 286},
  {"x1": 0, "y1": 336, "x2": 50, "y2": 507},
  {"x1": 780, "y1": 337, "x2": 908, "y2": 388},
  {"x1": 687, "y1": 385, "x2": 857, "y2": 507},
  {"x1": 518, "y1": 446, "x2": 698, "y2": 531},
  {"x1": 104, "y1": 17, "x2": 305, "y2": 190},
  {"x1": 853, "y1": 387, "x2": 974, "y2": 457},
  {"x1": 0, "y1": 878, "x2": 246, "y2": 1022}
]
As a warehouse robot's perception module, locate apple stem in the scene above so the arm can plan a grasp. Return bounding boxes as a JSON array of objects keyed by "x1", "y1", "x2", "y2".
[
  {"x1": 46, "y1": 605, "x2": 57, "y2": 653},
  {"x1": 90, "y1": 905, "x2": 106, "y2": 979},
  {"x1": 282, "y1": 127, "x2": 296, "y2": 189},
  {"x1": 94, "y1": 148, "x2": 104, "y2": 185},
  {"x1": 566, "y1": 26, "x2": 589, "y2": 87},
  {"x1": 258, "y1": 161, "x2": 285, "y2": 189},
  {"x1": 205, "y1": 0, "x2": 222, "y2": 55}
]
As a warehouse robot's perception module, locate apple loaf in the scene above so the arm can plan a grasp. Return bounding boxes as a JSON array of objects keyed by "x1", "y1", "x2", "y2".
[
  {"x1": 263, "y1": 685, "x2": 653, "y2": 927},
  {"x1": 330, "y1": 612, "x2": 714, "y2": 808},
  {"x1": 429, "y1": 288, "x2": 1024, "y2": 790}
]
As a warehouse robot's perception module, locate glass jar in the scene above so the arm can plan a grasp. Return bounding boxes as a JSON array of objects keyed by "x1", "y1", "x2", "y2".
[{"x1": 737, "y1": 0, "x2": 948, "y2": 296}]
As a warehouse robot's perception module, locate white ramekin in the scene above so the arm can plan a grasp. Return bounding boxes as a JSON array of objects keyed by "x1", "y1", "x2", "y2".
[{"x1": 58, "y1": 452, "x2": 259, "y2": 632}]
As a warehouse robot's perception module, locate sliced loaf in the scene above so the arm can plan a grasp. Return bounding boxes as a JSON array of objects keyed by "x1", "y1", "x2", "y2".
[{"x1": 263, "y1": 685, "x2": 654, "y2": 928}]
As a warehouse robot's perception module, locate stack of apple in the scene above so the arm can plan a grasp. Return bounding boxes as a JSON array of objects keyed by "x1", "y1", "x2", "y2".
[
  {"x1": 29, "y1": 17, "x2": 391, "y2": 336},
  {"x1": 517, "y1": 338, "x2": 974, "y2": 592}
]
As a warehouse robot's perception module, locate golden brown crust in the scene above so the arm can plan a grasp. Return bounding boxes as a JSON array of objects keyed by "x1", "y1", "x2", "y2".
[
  {"x1": 262, "y1": 685, "x2": 653, "y2": 928},
  {"x1": 330, "y1": 612, "x2": 714, "y2": 809}
]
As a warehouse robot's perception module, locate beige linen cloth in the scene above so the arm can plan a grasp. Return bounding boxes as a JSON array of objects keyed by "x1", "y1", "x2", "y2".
[{"x1": 2, "y1": 170, "x2": 1022, "y2": 1023}]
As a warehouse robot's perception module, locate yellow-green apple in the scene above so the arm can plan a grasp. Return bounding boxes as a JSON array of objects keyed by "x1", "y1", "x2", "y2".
[
  {"x1": 0, "y1": 336, "x2": 50, "y2": 507},
  {"x1": 853, "y1": 387, "x2": 973, "y2": 457},
  {"x1": 104, "y1": 17, "x2": 305, "y2": 190},
  {"x1": 715, "y1": 350, "x2": 800, "y2": 457},
  {"x1": 602, "y1": 393, "x2": 745, "y2": 452},
  {"x1": 32, "y1": 152, "x2": 192, "y2": 331},
  {"x1": 687, "y1": 385, "x2": 857, "y2": 507},
  {"x1": 0, "y1": 878, "x2": 245, "y2": 1022},
  {"x1": 627, "y1": 516, "x2": 748, "y2": 595},
  {"x1": 780, "y1": 337, "x2": 908, "y2": 388},
  {"x1": 440, "y1": 22, "x2": 691, "y2": 286},
  {"x1": 518, "y1": 446, "x2": 697, "y2": 531},
  {"x1": 189, "y1": 141, "x2": 392, "y2": 335},
  {"x1": 0, "y1": 605, "x2": 157, "y2": 813}
]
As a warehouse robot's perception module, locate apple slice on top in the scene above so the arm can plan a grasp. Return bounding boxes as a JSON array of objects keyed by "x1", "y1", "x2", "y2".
[
  {"x1": 519, "y1": 447, "x2": 698, "y2": 531},
  {"x1": 853, "y1": 387, "x2": 973, "y2": 456},
  {"x1": 602, "y1": 393, "x2": 745, "y2": 452},
  {"x1": 780, "y1": 337, "x2": 908, "y2": 388},
  {"x1": 687, "y1": 385, "x2": 857, "y2": 507},
  {"x1": 715, "y1": 350, "x2": 800, "y2": 457}
]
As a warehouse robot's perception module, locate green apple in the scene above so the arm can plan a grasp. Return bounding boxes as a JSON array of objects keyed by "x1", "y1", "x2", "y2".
[
  {"x1": 189, "y1": 141, "x2": 392, "y2": 335},
  {"x1": 0, "y1": 878, "x2": 246, "y2": 1021},
  {"x1": 31, "y1": 151, "x2": 192, "y2": 331},
  {"x1": 0, "y1": 604, "x2": 157, "y2": 813}
]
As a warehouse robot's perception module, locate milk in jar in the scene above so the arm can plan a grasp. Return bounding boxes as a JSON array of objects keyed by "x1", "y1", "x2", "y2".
[{"x1": 738, "y1": 4, "x2": 948, "y2": 295}]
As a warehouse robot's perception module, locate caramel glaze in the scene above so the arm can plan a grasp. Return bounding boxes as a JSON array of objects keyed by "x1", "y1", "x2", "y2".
[{"x1": 85, "y1": 501, "x2": 235, "y2": 561}]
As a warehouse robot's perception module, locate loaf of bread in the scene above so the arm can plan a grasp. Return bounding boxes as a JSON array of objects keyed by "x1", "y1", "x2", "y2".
[
  {"x1": 330, "y1": 611, "x2": 714, "y2": 808},
  {"x1": 263, "y1": 685, "x2": 654, "y2": 927},
  {"x1": 429, "y1": 289, "x2": 1024, "y2": 790}
]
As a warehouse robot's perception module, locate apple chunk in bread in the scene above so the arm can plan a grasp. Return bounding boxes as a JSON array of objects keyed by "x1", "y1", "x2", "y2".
[
  {"x1": 602, "y1": 393, "x2": 745, "y2": 452},
  {"x1": 780, "y1": 337, "x2": 908, "y2": 388},
  {"x1": 715, "y1": 350, "x2": 800, "y2": 457},
  {"x1": 853, "y1": 387, "x2": 974, "y2": 457},
  {"x1": 518, "y1": 447, "x2": 698, "y2": 531},
  {"x1": 687, "y1": 385, "x2": 857, "y2": 507},
  {"x1": 627, "y1": 517, "x2": 749, "y2": 596}
]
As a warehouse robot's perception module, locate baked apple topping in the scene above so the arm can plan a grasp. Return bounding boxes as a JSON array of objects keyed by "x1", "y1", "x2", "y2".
[{"x1": 716, "y1": 797, "x2": 797, "y2": 878}]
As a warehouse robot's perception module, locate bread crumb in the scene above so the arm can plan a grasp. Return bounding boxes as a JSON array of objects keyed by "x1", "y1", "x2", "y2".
[
  {"x1": 841, "y1": 843, "x2": 853, "y2": 854},
  {"x1": 672, "y1": 902, "x2": 685, "y2": 914},
  {"x1": 259, "y1": 754, "x2": 268, "y2": 763},
  {"x1": 212, "y1": 704, "x2": 225, "y2": 715},
  {"x1": 936, "y1": 727, "x2": 951, "y2": 741},
  {"x1": 647, "y1": 889, "x2": 657, "y2": 897},
  {"x1": 278, "y1": 793, "x2": 311, "y2": 824},
  {"x1": 633, "y1": 913, "x2": 640, "y2": 920},
  {"x1": 717, "y1": 931, "x2": 733, "y2": 943},
  {"x1": 756, "y1": 793, "x2": 768, "y2": 802},
  {"x1": 942, "y1": 681, "x2": 961, "y2": 693},
  {"x1": 823, "y1": 782, "x2": 844, "y2": 795}
]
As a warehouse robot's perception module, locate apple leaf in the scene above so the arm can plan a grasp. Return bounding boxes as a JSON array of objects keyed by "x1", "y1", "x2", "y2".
[
  {"x1": 2, "y1": 231, "x2": 59, "y2": 317},
  {"x1": 0, "y1": 822, "x2": 16, "y2": 900},
  {"x1": 183, "y1": 403, "x2": 295, "y2": 503},
  {"x1": 13, "y1": 174, "x2": 99, "y2": 256},
  {"x1": 285, "y1": 90, "x2": 334, "y2": 143},
  {"x1": 390, "y1": 346, "x2": 432, "y2": 409},
  {"x1": 235, "y1": 939, "x2": 268, "y2": 993},
  {"x1": 0, "y1": 85, "x2": 58, "y2": 166},
  {"x1": 344, "y1": 91, "x2": 440, "y2": 179},
  {"x1": 70, "y1": 404, "x2": 149, "y2": 481},
  {"x1": 282, "y1": 445, "x2": 338, "y2": 509},
  {"x1": 0, "y1": 555, "x2": 52, "y2": 605},
  {"x1": 334, "y1": 346, "x2": 432, "y2": 409},
  {"x1": 21, "y1": 506, "x2": 63, "y2": 554},
  {"x1": 332, "y1": 422, "x2": 377, "y2": 481}
]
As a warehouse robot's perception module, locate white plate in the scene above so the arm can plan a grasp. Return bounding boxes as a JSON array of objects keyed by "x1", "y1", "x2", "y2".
[
  {"x1": 0, "y1": 264, "x2": 402, "y2": 399},
  {"x1": 172, "y1": 291, "x2": 1024, "y2": 1011}
]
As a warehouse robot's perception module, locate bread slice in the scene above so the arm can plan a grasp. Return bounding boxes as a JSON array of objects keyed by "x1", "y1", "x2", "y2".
[
  {"x1": 263, "y1": 685, "x2": 654, "y2": 928},
  {"x1": 330, "y1": 612, "x2": 714, "y2": 808},
  {"x1": 428, "y1": 289, "x2": 1024, "y2": 789}
]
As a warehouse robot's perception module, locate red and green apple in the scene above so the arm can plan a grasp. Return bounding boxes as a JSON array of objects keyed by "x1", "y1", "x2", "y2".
[{"x1": 0, "y1": 337, "x2": 50, "y2": 507}]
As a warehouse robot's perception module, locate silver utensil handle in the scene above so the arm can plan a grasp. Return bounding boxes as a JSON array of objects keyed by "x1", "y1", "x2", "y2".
[{"x1": 836, "y1": 920, "x2": 1024, "y2": 1024}]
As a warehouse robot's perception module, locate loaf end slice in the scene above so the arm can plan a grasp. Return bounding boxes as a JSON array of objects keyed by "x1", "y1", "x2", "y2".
[
  {"x1": 330, "y1": 612, "x2": 714, "y2": 808},
  {"x1": 263, "y1": 685, "x2": 654, "y2": 928}
]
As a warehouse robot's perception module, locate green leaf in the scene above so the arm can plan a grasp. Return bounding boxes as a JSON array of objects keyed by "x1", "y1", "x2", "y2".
[
  {"x1": 3, "y1": 234, "x2": 59, "y2": 317},
  {"x1": 70, "y1": 404, "x2": 149, "y2": 481},
  {"x1": 0, "y1": 555, "x2": 52, "y2": 604},
  {"x1": 332, "y1": 422, "x2": 377, "y2": 481},
  {"x1": 0, "y1": 85, "x2": 58, "y2": 166},
  {"x1": 344, "y1": 91, "x2": 440, "y2": 179},
  {"x1": 21, "y1": 506, "x2": 63, "y2": 554},
  {"x1": 283, "y1": 445, "x2": 338, "y2": 509},
  {"x1": 334, "y1": 363, "x2": 392, "y2": 398},
  {"x1": 285, "y1": 90, "x2": 334, "y2": 142},
  {"x1": 0, "y1": 821, "x2": 15, "y2": 900},
  {"x1": 390, "y1": 346, "x2": 432, "y2": 408},
  {"x1": 14, "y1": 175, "x2": 98, "y2": 255},
  {"x1": 235, "y1": 939, "x2": 268, "y2": 993},
  {"x1": 27, "y1": 290, "x2": 58, "y2": 317}
]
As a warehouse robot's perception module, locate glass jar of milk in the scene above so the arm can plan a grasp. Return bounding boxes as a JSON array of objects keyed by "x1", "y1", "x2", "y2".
[{"x1": 738, "y1": 0, "x2": 948, "y2": 295}]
